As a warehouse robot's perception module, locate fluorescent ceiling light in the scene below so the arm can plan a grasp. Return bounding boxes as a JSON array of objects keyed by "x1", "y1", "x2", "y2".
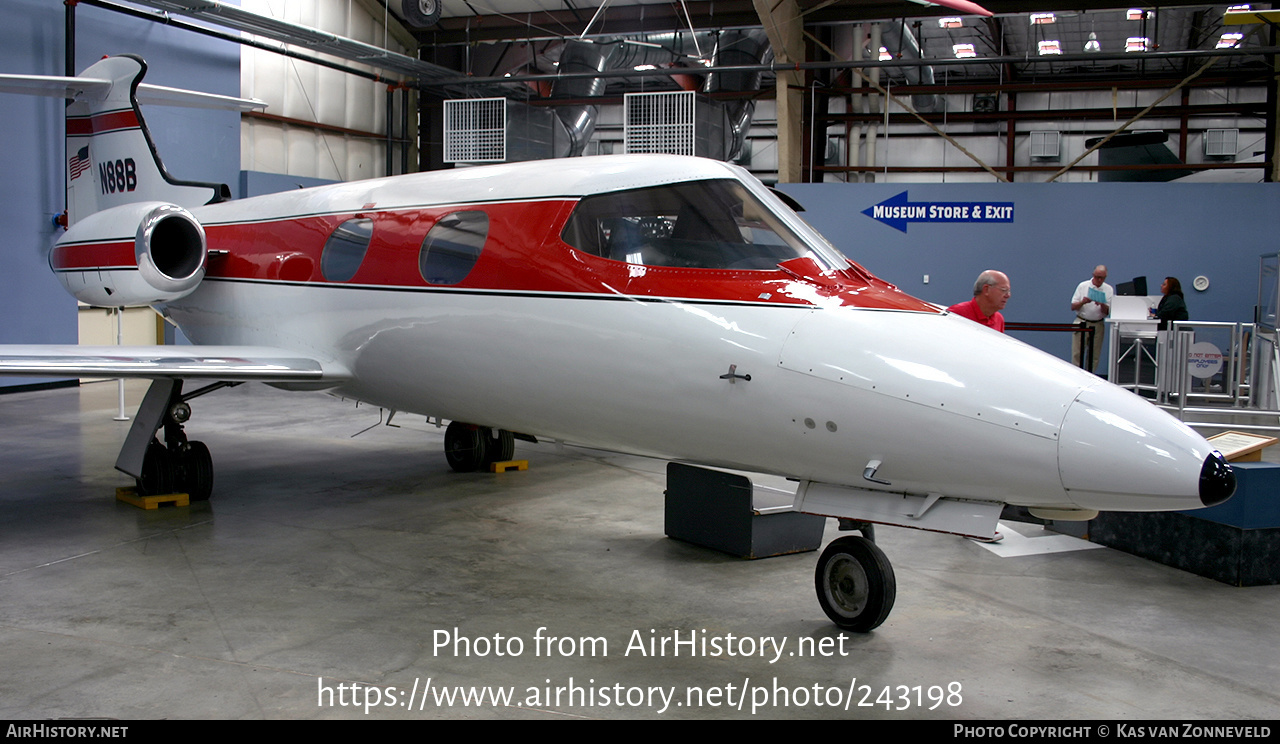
[
  {"x1": 938, "y1": 17, "x2": 963, "y2": 28},
  {"x1": 1125, "y1": 37, "x2": 1149, "y2": 52},
  {"x1": 1030, "y1": 12, "x2": 1056, "y2": 25},
  {"x1": 953, "y1": 44, "x2": 976, "y2": 58},
  {"x1": 1037, "y1": 40, "x2": 1062, "y2": 55},
  {"x1": 1217, "y1": 32, "x2": 1244, "y2": 49}
]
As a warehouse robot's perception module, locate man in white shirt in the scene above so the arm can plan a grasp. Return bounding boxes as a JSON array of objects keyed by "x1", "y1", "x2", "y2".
[{"x1": 1070, "y1": 265, "x2": 1113, "y2": 373}]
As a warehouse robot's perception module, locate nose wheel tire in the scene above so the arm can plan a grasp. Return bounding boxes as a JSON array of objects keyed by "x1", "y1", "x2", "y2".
[{"x1": 815, "y1": 535, "x2": 896, "y2": 632}]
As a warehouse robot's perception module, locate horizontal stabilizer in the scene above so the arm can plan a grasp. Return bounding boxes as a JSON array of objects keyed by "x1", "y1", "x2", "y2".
[
  {"x1": 0, "y1": 73, "x2": 266, "y2": 111},
  {"x1": 136, "y1": 83, "x2": 267, "y2": 112},
  {"x1": 0, "y1": 345, "x2": 347, "y2": 382}
]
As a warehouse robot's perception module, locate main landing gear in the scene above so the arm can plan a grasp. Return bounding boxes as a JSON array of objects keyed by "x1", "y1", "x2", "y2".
[
  {"x1": 814, "y1": 522, "x2": 896, "y2": 632},
  {"x1": 118, "y1": 379, "x2": 233, "y2": 501},
  {"x1": 443, "y1": 421, "x2": 516, "y2": 472},
  {"x1": 139, "y1": 435, "x2": 213, "y2": 501}
]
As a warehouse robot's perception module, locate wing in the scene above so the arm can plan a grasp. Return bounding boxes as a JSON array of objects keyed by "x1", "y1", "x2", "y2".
[
  {"x1": 0, "y1": 345, "x2": 348, "y2": 384},
  {"x1": 0, "y1": 345, "x2": 350, "y2": 480}
]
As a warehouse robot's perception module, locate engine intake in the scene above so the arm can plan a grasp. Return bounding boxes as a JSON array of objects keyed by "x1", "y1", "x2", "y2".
[
  {"x1": 52, "y1": 202, "x2": 208, "y2": 307},
  {"x1": 136, "y1": 204, "x2": 207, "y2": 294}
]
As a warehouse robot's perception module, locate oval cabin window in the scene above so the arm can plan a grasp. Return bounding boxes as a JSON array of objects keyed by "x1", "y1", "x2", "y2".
[
  {"x1": 419, "y1": 211, "x2": 489, "y2": 285},
  {"x1": 320, "y1": 217, "x2": 373, "y2": 282}
]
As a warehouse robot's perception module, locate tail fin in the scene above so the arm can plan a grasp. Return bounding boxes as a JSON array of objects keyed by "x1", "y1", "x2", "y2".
[{"x1": 66, "y1": 55, "x2": 229, "y2": 226}]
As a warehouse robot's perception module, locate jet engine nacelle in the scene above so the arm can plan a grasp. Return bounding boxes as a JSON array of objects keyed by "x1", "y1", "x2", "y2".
[{"x1": 50, "y1": 202, "x2": 207, "y2": 307}]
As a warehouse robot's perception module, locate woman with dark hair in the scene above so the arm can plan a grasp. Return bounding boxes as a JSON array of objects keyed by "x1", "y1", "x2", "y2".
[{"x1": 1152, "y1": 276, "x2": 1189, "y2": 331}]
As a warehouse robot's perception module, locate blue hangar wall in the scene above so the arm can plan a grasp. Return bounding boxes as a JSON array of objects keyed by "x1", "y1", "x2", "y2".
[
  {"x1": 0, "y1": 0, "x2": 239, "y2": 389},
  {"x1": 780, "y1": 181, "x2": 1280, "y2": 367}
]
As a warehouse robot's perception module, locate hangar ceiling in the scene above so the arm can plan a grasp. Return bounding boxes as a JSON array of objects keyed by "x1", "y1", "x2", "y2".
[
  {"x1": 98, "y1": 0, "x2": 1277, "y2": 180},
  {"x1": 108, "y1": 2, "x2": 1277, "y2": 95},
  {"x1": 404, "y1": 1, "x2": 1276, "y2": 90}
]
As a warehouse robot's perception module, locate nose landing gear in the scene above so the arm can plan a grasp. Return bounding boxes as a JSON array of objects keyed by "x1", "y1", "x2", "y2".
[{"x1": 814, "y1": 533, "x2": 896, "y2": 632}]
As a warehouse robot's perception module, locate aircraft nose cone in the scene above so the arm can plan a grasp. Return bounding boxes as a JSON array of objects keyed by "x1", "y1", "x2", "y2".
[
  {"x1": 1199, "y1": 451, "x2": 1236, "y2": 506},
  {"x1": 1058, "y1": 384, "x2": 1224, "y2": 511}
]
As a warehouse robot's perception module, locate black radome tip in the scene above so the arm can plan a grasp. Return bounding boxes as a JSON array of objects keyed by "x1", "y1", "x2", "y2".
[{"x1": 1199, "y1": 452, "x2": 1236, "y2": 507}]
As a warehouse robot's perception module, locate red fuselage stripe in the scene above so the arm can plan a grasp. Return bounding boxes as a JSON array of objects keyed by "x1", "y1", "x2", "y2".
[
  {"x1": 51, "y1": 201, "x2": 940, "y2": 312},
  {"x1": 51, "y1": 241, "x2": 134, "y2": 270},
  {"x1": 66, "y1": 110, "x2": 141, "y2": 137}
]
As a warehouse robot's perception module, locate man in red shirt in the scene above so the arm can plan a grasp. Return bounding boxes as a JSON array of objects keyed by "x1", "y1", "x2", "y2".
[
  {"x1": 946, "y1": 270, "x2": 1010, "y2": 332},
  {"x1": 948, "y1": 269, "x2": 1011, "y2": 544}
]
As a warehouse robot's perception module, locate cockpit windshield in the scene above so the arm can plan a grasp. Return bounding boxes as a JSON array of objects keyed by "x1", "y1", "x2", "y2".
[{"x1": 561, "y1": 179, "x2": 844, "y2": 271}]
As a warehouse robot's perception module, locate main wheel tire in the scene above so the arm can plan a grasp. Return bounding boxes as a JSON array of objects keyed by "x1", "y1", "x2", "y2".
[
  {"x1": 178, "y1": 441, "x2": 214, "y2": 502},
  {"x1": 485, "y1": 428, "x2": 515, "y2": 464},
  {"x1": 137, "y1": 440, "x2": 174, "y2": 496},
  {"x1": 401, "y1": 0, "x2": 441, "y2": 27},
  {"x1": 814, "y1": 535, "x2": 896, "y2": 632},
  {"x1": 444, "y1": 422, "x2": 488, "y2": 472}
]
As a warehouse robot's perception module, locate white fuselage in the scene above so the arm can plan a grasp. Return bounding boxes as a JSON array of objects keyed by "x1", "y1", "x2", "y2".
[
  {"x1": 163, "y1": 275, "x2": 1217, "y2": 514},
  {"x1": 44, "y1": 151, "x2": 1227, "y2": 518}
]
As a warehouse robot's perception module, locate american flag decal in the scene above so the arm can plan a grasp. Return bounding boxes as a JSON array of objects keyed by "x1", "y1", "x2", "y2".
[{"x1": 68, "y1": 146, "x2": 91, "y2": 181}]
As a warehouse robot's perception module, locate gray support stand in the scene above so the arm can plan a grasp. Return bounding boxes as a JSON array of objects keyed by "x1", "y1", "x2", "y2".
[{"x1": 664, "y1": 462, "x2": 826, "y2": 559}]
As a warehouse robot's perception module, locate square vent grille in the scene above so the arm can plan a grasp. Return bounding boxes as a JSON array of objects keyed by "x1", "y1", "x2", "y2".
[
  {"x1": 624, "y1": 91, "x2": 695, "y2": 156},
  {"x1": 1030, "y1": 130, "x2": 1060, "y2": 159},
  {"x1": 443, "y1": 98, "x2": 506, "y2": 163},
  {"x1": 1204, "y1": 128, "x2": 1238, "y2": 158}
]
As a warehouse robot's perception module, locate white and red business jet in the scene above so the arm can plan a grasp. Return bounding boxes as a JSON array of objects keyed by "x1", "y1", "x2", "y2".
[{"x1": 0, "y1": 55, "x2": 1234, "y2": 632}]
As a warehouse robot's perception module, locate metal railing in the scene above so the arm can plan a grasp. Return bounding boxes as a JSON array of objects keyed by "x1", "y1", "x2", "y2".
[
  {"x1": 1110, "y1": 318, "x2": 1280, "y2": 434},
  {"x1": 1003, "y1": 322, "x2": 1095, "y2": 371}
]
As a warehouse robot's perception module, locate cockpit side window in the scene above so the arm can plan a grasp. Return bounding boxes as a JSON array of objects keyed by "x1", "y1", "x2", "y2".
[{"x1": 561, "y1": 179, "x2": 836, "y2": 271}]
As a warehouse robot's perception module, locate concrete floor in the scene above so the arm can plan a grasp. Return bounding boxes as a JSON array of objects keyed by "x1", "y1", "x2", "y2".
[{"x1": 1, "y1": 380, "x2": 1277, "y2": 720}]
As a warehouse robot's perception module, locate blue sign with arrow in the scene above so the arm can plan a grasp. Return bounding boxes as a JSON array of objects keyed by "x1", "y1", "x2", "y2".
[{"x1": 863, "y1": 191, "x2": 1014, "y2": 233}]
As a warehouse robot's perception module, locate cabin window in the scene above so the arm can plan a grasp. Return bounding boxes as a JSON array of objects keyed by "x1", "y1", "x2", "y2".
[
  {"x1": 321, "y1": 217, "x2": 373, "y2": 282},
  {"x1": 561, "y1": 179, "x2": 841, "y2": 271},
  {"x1": 419, "y1": 210, "x2": 488, "y2": 285}
]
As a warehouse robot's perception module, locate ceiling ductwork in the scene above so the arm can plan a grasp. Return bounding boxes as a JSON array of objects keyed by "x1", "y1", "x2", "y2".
[
  {"x1": 549, "y1": 40, "x2": 619, "y2": 157},
  {"x1": 537, "y1": 32, "x2": 770, "y2": 160},
  {"x1": 879, "y1": 20, "x2": 944, "y2": 113},
  {"x1": 705, "y1": 30, "x2": 770, "y2": 162}
]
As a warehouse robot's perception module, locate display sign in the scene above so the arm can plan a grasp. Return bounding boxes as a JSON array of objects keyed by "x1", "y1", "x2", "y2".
[
  {"x1": 862, "y1": 191, "x2": 1014, "y2": 233},
  {"x1": 1207, "y1": 430, "x2": 1278, "y2": 462},
  {"x1": 1187, "y1": 341, "x2": 1224, "y2": 379}
]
